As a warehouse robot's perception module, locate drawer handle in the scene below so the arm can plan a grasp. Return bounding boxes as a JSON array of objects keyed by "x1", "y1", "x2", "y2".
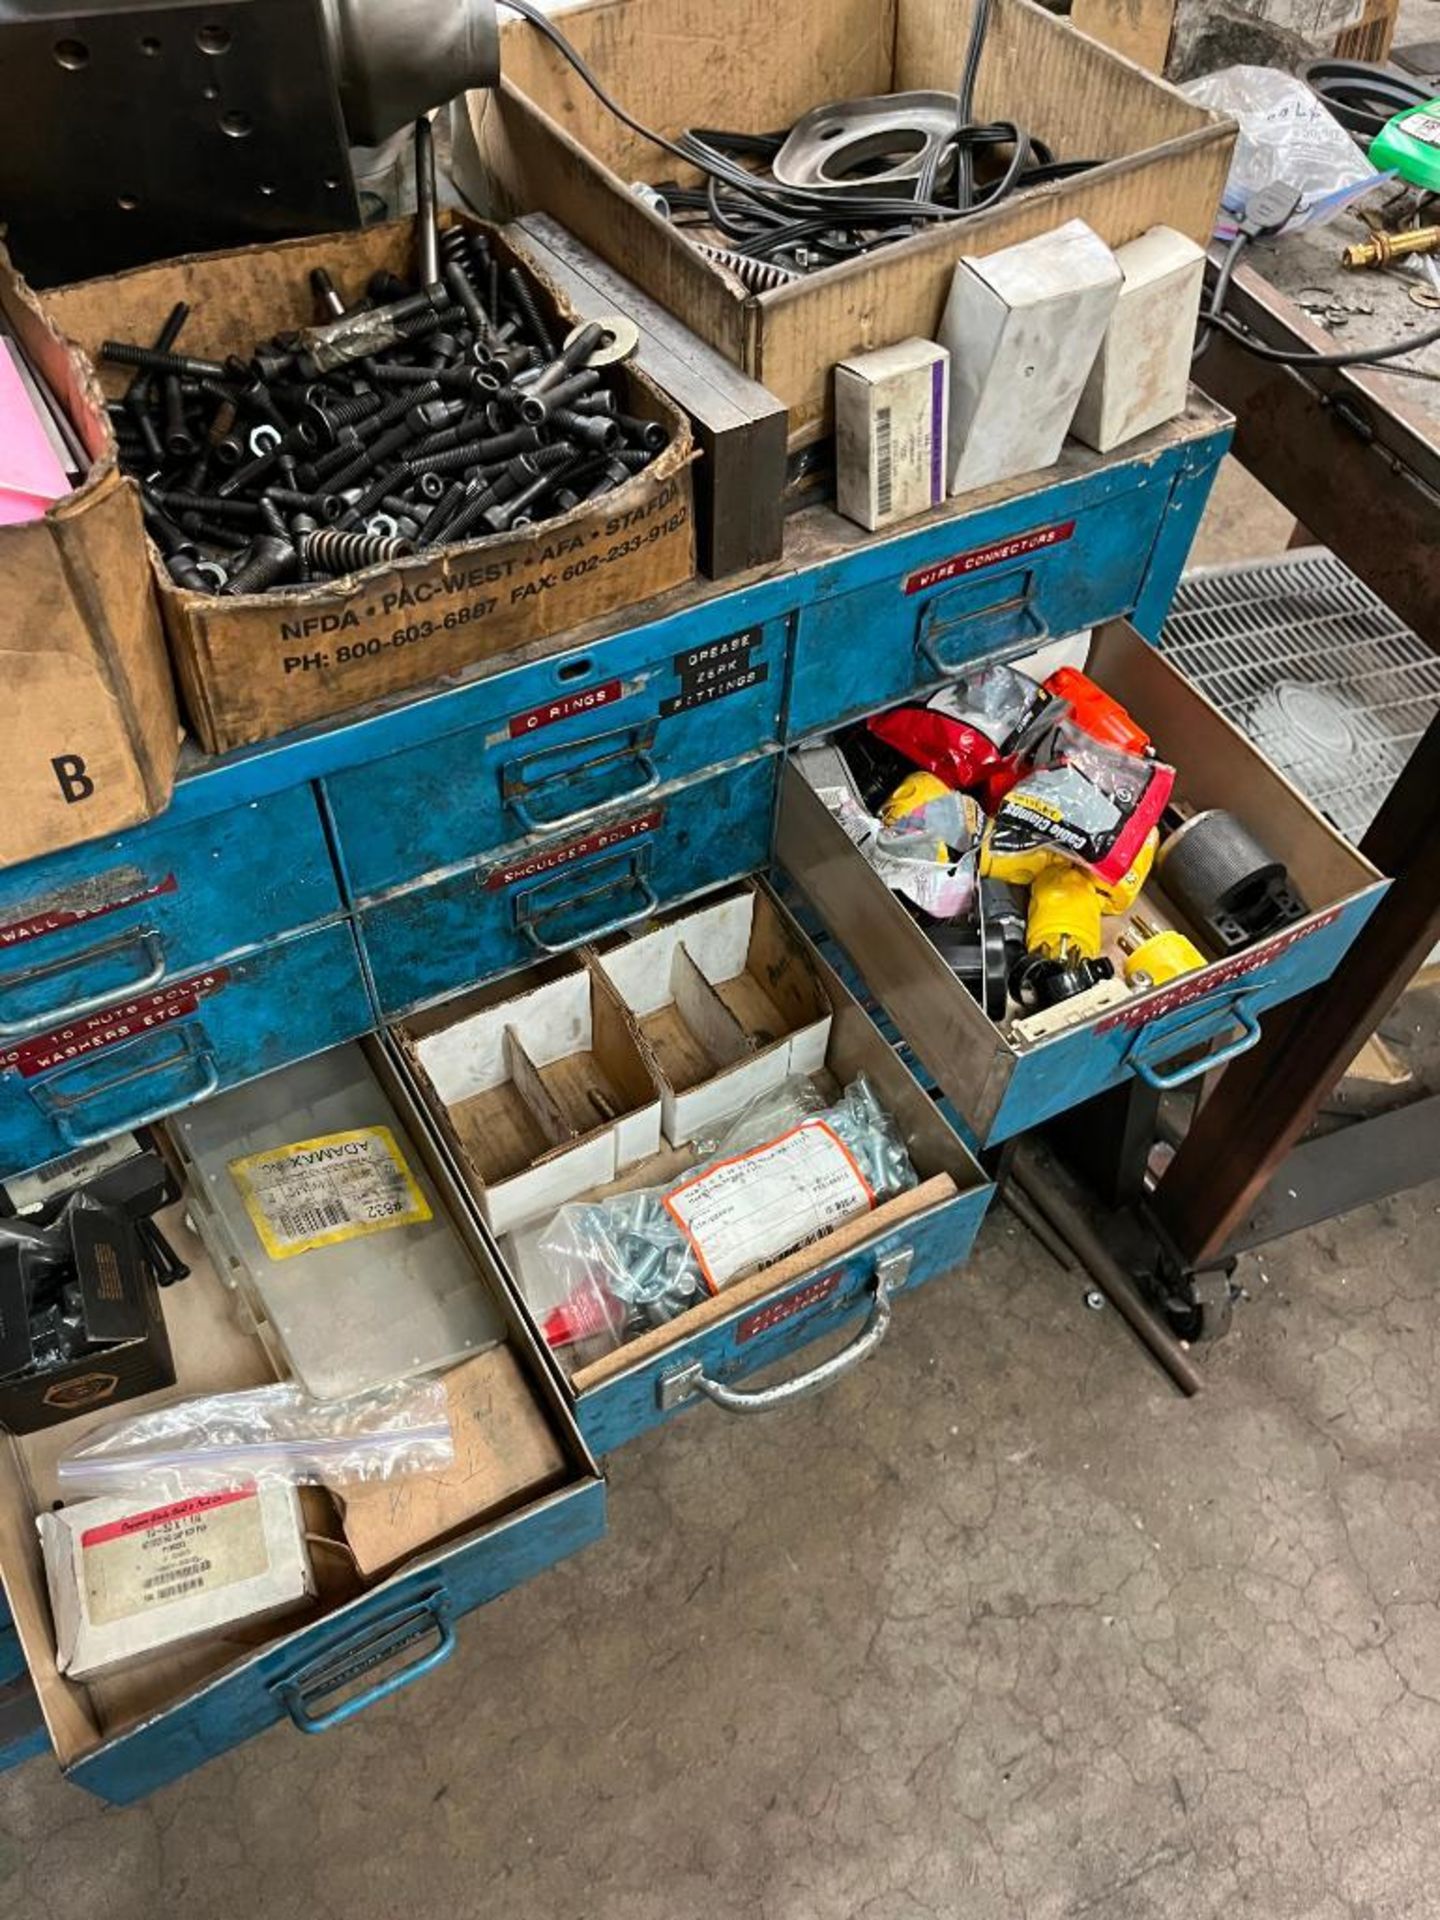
[
  {"x1": 916, "y1": 598, "x2": 1047, "y2": 680},
  {"x1": 504, "y1": 719, "x2": 660, "y2": 835},
  {"x1": 0, "y1": 925, "x2": 166, "y2": 1038},
  {"x1": 519, "y1": 854, "x2": 659, "y2": 954},
  {"x1": 1128, "y1": 992, "x2": 1264, "y2": 1091},
  {"x1": 32, "y1": 1024, "x2": 219, "y2": 1145},
  {"x1": 275, "y1": 1594, "x2": 454, "y2": 1735},
  {"x1": 656, "y1": 1247, "x2": 909, "y2": 1414}
]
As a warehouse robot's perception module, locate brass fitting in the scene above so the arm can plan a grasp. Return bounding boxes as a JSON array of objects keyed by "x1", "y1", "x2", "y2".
[{"x1": 1342, "y1": 226, "x2": 1440, "y2": 270}]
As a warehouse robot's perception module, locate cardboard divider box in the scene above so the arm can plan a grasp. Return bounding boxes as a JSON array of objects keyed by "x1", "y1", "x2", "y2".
[
  {"x1": 0, "y1": 252, "x2": 179, "y2": 868},
  {"x1": 590, "y1": 883, "x2": 832, "y2": 1145},
  {"x1": 460, "y1": 0, "x2": 1234, "y2": 446},
  {"x1": 399, "y1": 961, "x2": 662, "y2": 1237},
  {"x1": 42, "y1": 216, "x2": 696, "y2": 756}
]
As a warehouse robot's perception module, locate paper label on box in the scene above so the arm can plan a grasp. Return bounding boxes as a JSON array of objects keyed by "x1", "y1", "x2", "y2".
[
  {"x1": 1399, "y1": 112, "x2": 1440, "y2": 150},
  {"x1": 80, "y1": 1486, "x2": 268, "y2": 1625},
  {"x1": 228, "y1": 1126, "x2": 431, "y2": 1260},
  {"x1": 663, "y1": 1120, "x2": 874, "y2": 1291}
]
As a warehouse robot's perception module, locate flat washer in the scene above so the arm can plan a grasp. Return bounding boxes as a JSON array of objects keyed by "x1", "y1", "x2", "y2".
[{"x1": 565, "y1": 315, "x2": 639, "y2": 365}]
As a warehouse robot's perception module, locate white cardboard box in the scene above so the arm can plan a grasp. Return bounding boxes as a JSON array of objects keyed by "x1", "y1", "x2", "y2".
[
  {"x1": 406, "y1": 965, "x2": 662, "y2": 1236},
  {"x1": 594, "y1": 887, "x2": 832, "y2": 1144},
  {"x1": 1070, "y1": 226, "x2": 1205, "y2": 453},
  {"x1": 40, "y1": 1482, "x2": 313, "y2": 1680},
  {"x1": 834, "y1": 338, "x2": 950, "y2": 531},
  {"x1": 939, "y1": 218, "x2": 1122, "y2": 496}
]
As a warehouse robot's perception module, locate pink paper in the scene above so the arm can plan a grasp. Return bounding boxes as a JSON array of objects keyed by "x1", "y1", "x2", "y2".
[{"x1": 0, "y1": 340, "x2": 72, "y2": 525}]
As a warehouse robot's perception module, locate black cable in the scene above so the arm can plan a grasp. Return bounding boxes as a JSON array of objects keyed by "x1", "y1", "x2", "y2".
[
  {"x1": 1302, "y1": 59, "x2": 1430, "y2": 143},
  {"x1": 1194, "y1": 181, "x2": 1440, "y2": 370},
  {"x1": 497, "y1": 0, "x2": 1065, "y2": 252}
]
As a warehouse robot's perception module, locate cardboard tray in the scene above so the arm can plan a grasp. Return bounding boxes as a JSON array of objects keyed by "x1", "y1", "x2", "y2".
[
  {"x1": 43, "y1": 216, "x2": 696, "y2": 757},
  {"x1": 0, "y1": 252, "x2": 179, "y2": 868},
  {"x1": 459, "y1": 0, "x2": 1234, "y2": 446}
]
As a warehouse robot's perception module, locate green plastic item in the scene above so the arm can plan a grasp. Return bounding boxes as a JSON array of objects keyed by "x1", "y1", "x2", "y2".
[{"x1": 1370, "y1": 100, "x2": 1440, "y2": 192}]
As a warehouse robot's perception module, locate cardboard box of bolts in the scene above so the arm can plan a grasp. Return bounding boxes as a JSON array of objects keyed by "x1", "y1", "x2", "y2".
[
  {"x1": 42, "y1": 214, "x2": 695, "y2": 757},
  {"x1": 0, "y1": 247, "x2": 180, "y2": 868},
  {"x1": 460, "y1": 0, "x2": 1236, "y2": 448}
]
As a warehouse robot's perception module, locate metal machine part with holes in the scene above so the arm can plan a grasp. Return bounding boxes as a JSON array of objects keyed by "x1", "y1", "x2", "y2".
[
  {"x1": 1159, "y1": 548, "x2": 1440, "y2": 844},
  {"x1": 772, "y1": 92, "x2": 963, "y2": 198},
  {"x1": 0, "y1": 0, "x2": 497, "y2": 285}
]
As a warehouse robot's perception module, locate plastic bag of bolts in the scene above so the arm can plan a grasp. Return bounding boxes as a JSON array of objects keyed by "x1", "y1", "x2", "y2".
[
  {"x1": 99, "y1": 236, "x2": 673, "y2": 597},
  {"x1": 527, "y1": 1074, "x2": 918, "y2": 1366}
]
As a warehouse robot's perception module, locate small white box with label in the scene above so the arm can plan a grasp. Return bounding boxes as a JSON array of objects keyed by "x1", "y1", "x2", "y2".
[
  {"x1": 834, "y1": 338, "x2": 950, "y2": 532},
  {"x1": 40, "y1": 1482, "x2": 313, "y2": 1680}
]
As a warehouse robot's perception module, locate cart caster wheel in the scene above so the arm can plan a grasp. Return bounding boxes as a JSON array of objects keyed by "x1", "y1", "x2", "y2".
[{"x1": 1162, "y1": 1271, "x2": 1235, "y2": 1344}]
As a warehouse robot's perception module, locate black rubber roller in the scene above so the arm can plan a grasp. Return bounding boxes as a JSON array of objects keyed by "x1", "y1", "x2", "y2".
[{"x1": 1156, "y1": 809, "x2": 1307, "y2": 951}]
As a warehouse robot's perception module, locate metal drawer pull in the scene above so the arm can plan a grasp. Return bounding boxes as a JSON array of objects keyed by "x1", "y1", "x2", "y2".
[
  {"x1": 1128, "y1": 991, "x2": 1264, "y2": 1091},
  {"x1": 917, "y1": 596, "x2": 1046, "y2": 679},
  {"x1": 32, "y1": 1024, "x2": 219, "y2": 1145},
  {"x1": 505, "y1": 719, "x2": 661, "y2": 834},
  {"x1": 276, "y1": 1595, "x2": 454, "y2": 1735},
  {"x1": 0, "y1": 925, "x2": 166, "y2": 1037},
  {"x1": 657, "y1": 1247, "x2": 910, "y2": 1414},
  {"x1": 520, "y1": 854, "x2": 659, "y2": 954}
]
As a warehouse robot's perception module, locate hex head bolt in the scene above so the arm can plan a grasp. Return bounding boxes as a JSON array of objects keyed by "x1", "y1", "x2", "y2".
[
  {"x1": 486, "y1": 457, "x2": 579, "y2": 533},
  {"x1": 301, "y1": 527, "x2": 415, "y2": 576},
  {"x1": 221, "y1": 535, "x2": 298, "y2": 596},
  {"x1": 101, "y1": 343, "x2": 228, "y2": 381},
  {"x1": 443, "y1": 258, "x2": 498, "y2": 347},
  {"x1": 529, "y1": 321, "x2": 607, "y2": 398},
  {"x1": 503, "y1": 266, "x2": 559, "y2": 360},
  {"x1": 549, "y1": 406, "x2": 622, "y2": 452},
  {"x1": 310, "y1": 267, "x2": 347, "y2": 319}
]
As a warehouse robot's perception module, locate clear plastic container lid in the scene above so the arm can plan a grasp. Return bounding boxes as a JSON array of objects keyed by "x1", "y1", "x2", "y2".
[{"x1": 171, "y1": 1046, "x2": 503, "y2": 1400}]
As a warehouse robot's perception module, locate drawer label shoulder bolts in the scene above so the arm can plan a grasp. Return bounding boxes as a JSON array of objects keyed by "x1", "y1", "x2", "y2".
[
  {"x1": 664, "y1": 1121, "x2": 874, "y2": 1291},
  {"x1": 485, "y1": 809, "x2": 663, "y2": 890},
  {"x1": 82, "y1": 1486, "x2": 268, "y2": 1626},
  {"x1": 228, "y1": 1126, "x2": 431, "y2": 1260}
]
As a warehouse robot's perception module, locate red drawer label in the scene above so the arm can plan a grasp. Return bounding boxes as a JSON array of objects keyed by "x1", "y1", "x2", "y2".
[
  {"x1": 483, "y1": 810, "x2": 663, "y2": 891},
  {"x1": 507, "y1": 681, "x2": 623, "y2": 737},
  {"x1": 0, "y1": 969, "x2": 229, "y2": 1078},
  {"x1": 0, "y1": 872, "x2": 177, "y2": 948},
  {"x1": 1093, "y1": 911, "x2": 1340, "y2": 1032},
  {"x1": 737, "y1": 1270, "x2": 841, "y2": 1342},
  {"x1": 903, "y1": 520, "x2": 1076, "y2": 595}
]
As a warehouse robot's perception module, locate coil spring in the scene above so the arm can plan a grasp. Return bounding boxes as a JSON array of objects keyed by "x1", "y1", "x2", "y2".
[{"x1": 301, "y1": 526, "x2": 414, "y2": 576}]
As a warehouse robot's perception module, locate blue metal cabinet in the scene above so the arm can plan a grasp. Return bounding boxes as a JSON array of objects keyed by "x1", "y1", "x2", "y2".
[
  {"x1": 0, "y1": 923, "x2": 373, "y2": 1176},
  {"x1": 784, "y1": 419, "x2": 1222, "y2": 741},
  {"x1": 359, "y1": 755, "x2": 779, "y2": 1017},
  {"x1": 62, "y1": 1481, "x2": 605, "y2": 1802},
  {"x1": 325, "y1": 617, "x2": 788, "y2": 898},
  {"x1": 776, "y1": 629, "x2": 1390, "y2": 1147},
  {"x1": 0, "y1": 789, "x2": 342, "y2": 1039},
  {"x1": 428, "y1": 898, "x2": 995, "y2": 1457}
]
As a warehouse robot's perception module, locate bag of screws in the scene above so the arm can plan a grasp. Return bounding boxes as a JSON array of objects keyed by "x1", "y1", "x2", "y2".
[{"x1": 526, "y1": 1074, "x2": 917, "y2": 1362}]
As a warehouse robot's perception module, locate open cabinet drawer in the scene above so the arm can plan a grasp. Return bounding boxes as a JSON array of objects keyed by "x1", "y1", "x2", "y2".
[
  {"x1": 777, "y1": 624, "x2": 1388, "y2": 1147},
  {"x1": 392, "y1": 881, "x2": 993, "y2": 1457},
  {"x1": 0, "y1": 1039, "x2": 604, "y2": 1804}
]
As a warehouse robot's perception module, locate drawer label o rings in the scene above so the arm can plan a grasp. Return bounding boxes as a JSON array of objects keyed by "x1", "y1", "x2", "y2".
[
  {"x1": 484, "y1": 809, "x2": 664, "y2": 891},
  {"x1": 507, "y1": 680, "x2": 624, "y2": 738},
  {"x1": 0, "y1": 970, "x2": 230, "y2": 1078},
  {"x1": 0, "y1": 871, "x2": 178, "y2": 948},
  {"x1": 737, "y1": 1270, "x2": 842, "y2": 1343},
  {"x1": 903, "y1": 520, "x2": 1076, "y2": 596},
  {"x1": 1093, "y1": 910, "x2": 1341, "y2": 1032}
]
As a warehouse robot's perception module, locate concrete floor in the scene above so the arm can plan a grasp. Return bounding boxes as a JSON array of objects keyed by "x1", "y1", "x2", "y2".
[{"x1": 2, "y1": 1169, "x2": 1440, "y2": 1919}]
